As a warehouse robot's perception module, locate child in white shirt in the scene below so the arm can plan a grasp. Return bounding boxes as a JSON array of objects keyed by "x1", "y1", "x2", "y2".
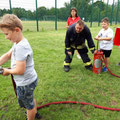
[{"x1": 95, "y1": 17, "x2": 113, "y2": 72}]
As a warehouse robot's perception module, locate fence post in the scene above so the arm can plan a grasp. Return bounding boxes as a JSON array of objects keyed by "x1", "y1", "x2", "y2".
[
  {"x1": 98, "y1": 0, "x2": 102, "y2": 26},
  {"x1": 115, "y1": 0, "x2": 119, "y2": 25},
  {"x1": 81, "y1": 0, "x2": 84, "y2": 20},
  {"x1": 70, "y1": 0, "x2": 72, "y2": 8},
  {"x1": 35, "y1": 0, "x2": 39, "y2": 32},
  {"x1": 105, "y1": 0, "x2": 109, "y2": 17},
  {"x1": 55, "y1": 0, "x2": 57, "y2": 30},
  {"x1": 110, "y1": 0, "x2": 115, "y2": 25},
  {"x1": 90, "y1": 0, "x2": 94, "y2": 27},
  {"x1": 9, "y1": 0, "x2": 12, "y2": 14}
]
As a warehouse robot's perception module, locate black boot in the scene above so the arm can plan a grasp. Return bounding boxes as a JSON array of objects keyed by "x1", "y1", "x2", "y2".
[
  {"x1": 85, "y1": 65, "x2": 93, "y2": 71},
  {"x1": 64, "y1": 65, "x2": 70, "y2": 72}
]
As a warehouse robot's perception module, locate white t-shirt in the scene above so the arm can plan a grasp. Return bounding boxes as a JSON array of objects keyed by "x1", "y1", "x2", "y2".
[
  {"x1": 11, "y1": 38, "x2": 37, "y2": 86},
  {"x1": 98, "y1": 27, "x2": 113, "y2": 50}
]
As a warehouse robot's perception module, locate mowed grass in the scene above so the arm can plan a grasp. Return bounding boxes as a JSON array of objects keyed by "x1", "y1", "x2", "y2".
[
  {"x1": 22, "y1": 20, "x2": 120, "y2": 32},
  {"x1": 22, "y1": 21, "x2": 67, "y2": 31},
  {"x1": 0, "y1": 23, "x2": 120, "y2": 120}
]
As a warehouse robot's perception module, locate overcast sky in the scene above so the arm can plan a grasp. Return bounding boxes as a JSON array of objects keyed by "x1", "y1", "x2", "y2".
[
  {"x1": 0, "y1": 0, "x2": 70, "y2": 10},
  {"x1": 0, "y1": 0, "x2": 118, "y2": 11}
]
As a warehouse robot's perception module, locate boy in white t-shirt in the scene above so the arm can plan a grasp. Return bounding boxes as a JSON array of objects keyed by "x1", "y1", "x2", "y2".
[{"x1": 95, "y1": 17, "x2": 113, "y2": 72}]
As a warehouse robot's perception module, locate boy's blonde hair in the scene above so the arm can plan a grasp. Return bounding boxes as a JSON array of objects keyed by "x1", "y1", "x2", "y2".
[
  {"x1": 101, "y1": 17, "x2": 109, "y2": 23},
  {"x1": 0, "y1": 14, "x2": 23, "y2": 31}
]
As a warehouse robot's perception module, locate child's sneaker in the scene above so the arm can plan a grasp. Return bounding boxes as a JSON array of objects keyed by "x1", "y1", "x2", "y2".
[
  {"x1": 35, "y1": 112, "x2": 42, "y2": 119},
  {"x1": 102, "y1": 66, "x2": 108, "y2": 72}
]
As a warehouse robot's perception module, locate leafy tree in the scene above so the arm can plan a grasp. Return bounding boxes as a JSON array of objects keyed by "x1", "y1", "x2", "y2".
[
  {"x1": 37, "y1": 7, "x2": 47, "y2": 20},
  {"x1": 12, "y1": 8, "x2": 26, "y2": 18}
]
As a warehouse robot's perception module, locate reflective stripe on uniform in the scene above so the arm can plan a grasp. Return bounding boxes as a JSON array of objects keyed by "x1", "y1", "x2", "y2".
[
  {"x1": 71, "y1": 43, "x2": 86, "y2": 49},
  {"x1": 90, "y1": 47, "x2": 95, "y2": 50},
  {"x1": 85, "y1": 61, "x2": 92, "y2": 66},
  {"x1": 64, "y1": 61, "x2": 70, "y2": 66},
  {"x1": 71, "y1": 45, "x2": 75, "y2": 49},
  {"x1": 66, "y1": 47, "x2": 71, "y2": 50}
]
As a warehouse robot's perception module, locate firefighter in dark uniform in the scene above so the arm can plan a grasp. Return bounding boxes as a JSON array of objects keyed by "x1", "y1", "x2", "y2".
[{"x1": 64, "y1": 20, "x2": 95, "y2": 72}]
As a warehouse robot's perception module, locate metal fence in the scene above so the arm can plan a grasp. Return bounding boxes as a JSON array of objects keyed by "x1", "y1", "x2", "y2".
[{"x1": 0, "y1": 0, "x2": 120, "y2": 31}]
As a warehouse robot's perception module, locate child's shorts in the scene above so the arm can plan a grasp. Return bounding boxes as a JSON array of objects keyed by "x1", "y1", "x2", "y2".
[
  {"x1": 16, "y1": 78, "x2": 38, "y2": 110},
  {"x1": 101, "y1": 49, "x2": 112, "y2": 58}
]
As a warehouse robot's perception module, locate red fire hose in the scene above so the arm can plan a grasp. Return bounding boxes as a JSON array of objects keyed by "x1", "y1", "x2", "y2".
[
  {"x1": 10, "y1": 72, "x2": 120, "y2": 111},
  {"x1": 1, "y1": 64, "x2": 120, "y2": 112},
  {"x1": 37, "y1": 101, "x2": 120, "y2": 111},
  {"x1": 36, "y1": 55, "x2": 120, "y2": 111},
  {"x1": 93, "y1": 40, "x2": 120, "y2": 78},
  {"x1": 106, "y1": 66, "x2": 120, "y2": 78},
  {"x1": 102, "y1": 55, "x2": 120, "y2": 78}
]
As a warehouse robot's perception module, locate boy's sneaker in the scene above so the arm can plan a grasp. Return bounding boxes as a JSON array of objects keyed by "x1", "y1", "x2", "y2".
[
  {"x1": 116, "y1": 62, "x2": 120, "y2": 66},
  {"x1": 64, "y1": 66, "x2": 70, "y2": 72},
  {"x1": 35, "y1": 112, "x2": 42, "y2": 119},
  {"x1": 77, "y1": 54, "x2": 81, "y2": 59},
  {"x1": 102, "y1": 66, "x2": 108, "y2": 72}
]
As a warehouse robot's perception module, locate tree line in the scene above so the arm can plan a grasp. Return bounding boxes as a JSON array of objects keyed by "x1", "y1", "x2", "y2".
[{"x1": 0, "y1": 0, "x2": 120, "y2": 22}]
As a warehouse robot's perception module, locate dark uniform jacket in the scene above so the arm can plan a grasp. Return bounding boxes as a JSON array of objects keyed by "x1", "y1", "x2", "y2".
[{"x1": 65, "y1": 23, "x2": 95, "y2": 52}]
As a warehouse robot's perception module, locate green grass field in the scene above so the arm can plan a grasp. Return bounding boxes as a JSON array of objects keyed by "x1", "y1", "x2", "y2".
[
  {"x1": 22, "y1": 21, "x2": 120, "y2": 32},
  {"x1": 0, "y1": 22, "x2": 120, "y2": 120}
]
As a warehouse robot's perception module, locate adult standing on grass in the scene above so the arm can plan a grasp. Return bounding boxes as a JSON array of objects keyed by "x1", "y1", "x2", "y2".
[
  {"x1": 67, "y1": 7, "x2": 81, "y2": 59},
  {"x1": 64, "y1": 20, "x2": 95, "y2": 72},
  {"x1": 0, "y1": 14, "x2": 41, "y2": 120},
  {"x1": 95, "y1": 17, "x2": 113, "y2": 72}
]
